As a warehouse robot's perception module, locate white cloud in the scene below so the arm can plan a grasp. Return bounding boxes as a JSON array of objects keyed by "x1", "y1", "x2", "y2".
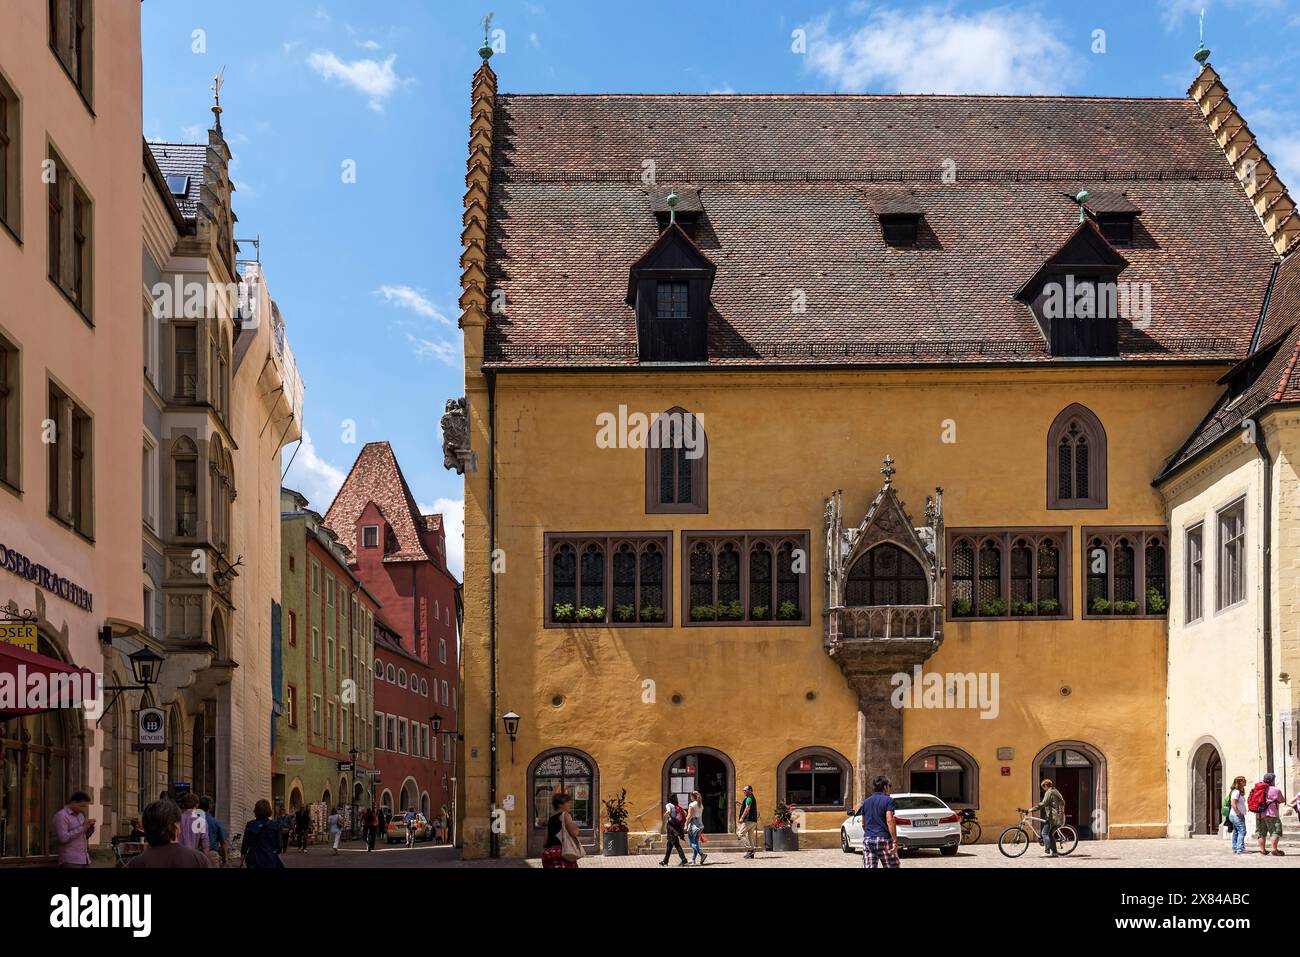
[
  {"x1": 404, "y1": 333, "x2": 462, "y2": 368},
  {"x1": 708, "y1": 84, "x2": 737, "y2": 94},
  {"x1": 181, "y1": 123, "x2": 204, "y2": 140},
  {"x1": 306, "y1": 50, "x2": 407, "y2": 112},
  {"x1": 420, "y1": 498, "x2": 465, "y2": 581},
  {"x1": 282, "y1": 429, "x2": 348, "y2": 514},
  {"x1": 528, "y1": 32, "x2": 540, "y2": 49},
  {"x1": 357, "y1": 39, "x2": 382, "y2": 50},
  {"x1": 799, "y1": 7, "x2": 1079, "y2": 95},
  {"x1": 375, "y1": 285, "x2": 453, "y2": 327}
]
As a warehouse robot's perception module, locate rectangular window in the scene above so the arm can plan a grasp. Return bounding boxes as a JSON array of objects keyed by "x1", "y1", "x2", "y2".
[
  {"x1": 362, "y1": 524, "x2": 378, "y2": 548},
  {"x1": 398, "y1": 718, "x2": 408, "y2": 754},
  {"x1": 141, "y1": 434, "x2": 156, "y2": 530},
  {"x1": 947, "y1": 529, "x2": 1072, "y2": 620},
  {"x1": 1217, "y1": 501, "x2": 1246, "y2": 610},
  {"x1": 311, "y1": 695, "x2": 321, "y2": 735},
  {"x1": 173, "y1": 324, "x2": 197, "y2": 402},
  {"x1": 655, "y1": 281, "x2": 690, "y2": 319},
  {"x1": 311, "y1": 560, "x2": 320, "y2": 594},
  {"x1": 1081, "y1": 527, "x2": 1169, "y2": 618},
  {"x1": 0, "y1": 334, "x2": 19, "y2": 490},
  {"x1": 439, "y1": 638, "x2": 447, "y2": 665},
  {"x1": 327, "y1": 576, "x2": 335, "y2": 606},
  {"x1": 47, "y1": 381, "x2": 91, "y2": 536},
  {"x1": 374, "y1": 711, "x2": 383, "y2": 750},
  {"x1": 286, "y1": 685, "x2": 297, "y2": 728},
  {"x1": 46, "y1": 148, "x2": 92, "y2": 318},
  {"x1": 311, "y1": 626, "x2": 319, "y2": 661},
  {"x1": 544, "y1": 532, "x2": 673, "y2": 626},
  {"x1": 326, "y1": 701, "x2": 335, "y2": 743},
  {"x1": 288, "y1": 610, "x2": 297, "y2": 647},
  {"x1": 174, "y1": 458, "x2": 196, "y2": 536},
  {"x1": 386, "y1": 715, "x2": 395, "y2": 751},
  {"x1": 0, "y1": 71, "x2": 19, "y2": 237},
  {"x1": 1185, "y1": 523, "x2": 1204, "y2": 623},
  {"x1": 443, "y1": 733, "x2": 451, "y2": 762},
  {"x1": 49, "y1": 0, "x2": 94, "y2": 104},
  {"x1": 326, "y1": 635, "x2": 335, "y2": 670},
  {"x1": 681, "y1": 531, "x2": 812, "y2": 625},
  {"x1": 441, "y1": 680, "x2": 449, "y2": 706}
]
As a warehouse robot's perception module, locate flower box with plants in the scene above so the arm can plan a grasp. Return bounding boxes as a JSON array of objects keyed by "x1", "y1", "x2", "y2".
[
  {"x1": 639, "y1": 605, "x2": 665, "y2": 623},
  {"x1": 1038, "y1": 598, "x2": 1061, "y2": 616},
  {"x1": 1089, "y1": 597, "x2": 1112, "y2": 615},
  {"x1": 575, "y1": 605, "x2": 606, "y2": 623},
  {"x1": 1011, "y1": 600, "x2": 1036, "y2": 616},
  {"x1": 1146, "y1": 587, "x2": 1168, "y2": 615},
  {"x1": 601, "y1": 789, "x2": 630, "y2": 856},
  {"x1": 552, "y1": 602, "x2": 576, "y2": 623},
  {"x1": 764, "y1": 801, "x2": 799, "y2": 852},
  {"x1": 978, "y1": 598, "x2": 1007, "y2": 617},
  {"x1": 950, "y1": 597, "x2": 973, "y2": 617},
  {"x1": 776, "y1": 600, "x2": 801, "y2": 621}
]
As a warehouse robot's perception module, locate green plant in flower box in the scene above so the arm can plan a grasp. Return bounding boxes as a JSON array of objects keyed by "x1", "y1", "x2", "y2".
[
  {"x1": 552, "y1": 603, "x2": 575, "y2": 623},
  {"x1": 777, "y1": 600, "x2": 800, "y2": 620}
]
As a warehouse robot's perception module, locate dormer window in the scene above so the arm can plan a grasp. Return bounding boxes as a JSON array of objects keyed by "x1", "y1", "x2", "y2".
[
  {"x1": 870, "y1": 191, "x2": 925, "y2": 248},
  {"x1": 1096, "y1": 214, "x2": 1134, "y2": 247},
  {"x1": 362, "y1": 524, "x2": 379, "y2": 548},
  {"x1": 1083, "y1": 191, "x2": 1141, "y2": 248},
  {"x1": 881, "y1": 215, "x2": 919, "y2": 247},
  {"x1": 656, "y1": 281, "x2": 690, "y2": 319}
]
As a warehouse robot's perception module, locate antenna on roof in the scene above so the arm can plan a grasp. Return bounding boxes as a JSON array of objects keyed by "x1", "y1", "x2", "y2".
[
  {"x1": 479, "y1": 13, "x2": 494, "y2": 61},
  {"x1": 667, "y1": 190, "x2": 678, "y2": 226},
  {"x1": 1075, "y1": 189, "x2": 1089, "y2": 224},
  {"x1": 1194, "y1": 9, "x2": 1211, "y2": 64}
]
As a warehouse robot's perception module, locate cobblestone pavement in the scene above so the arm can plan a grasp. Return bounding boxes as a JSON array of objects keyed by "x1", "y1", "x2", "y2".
[{"x1": 512, "y1": 837, "x2": 1300, "y2": 869}]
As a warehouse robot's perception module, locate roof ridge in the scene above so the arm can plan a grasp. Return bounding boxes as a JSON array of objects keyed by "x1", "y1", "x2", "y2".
[{"x1": 498, "y1": 92, "x2": 1191, "y2": 103}]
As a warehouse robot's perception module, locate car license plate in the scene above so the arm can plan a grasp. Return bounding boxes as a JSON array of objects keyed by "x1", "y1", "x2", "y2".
[{"x1": 912, "y1": 818, "x2": 933, "y2": 828}]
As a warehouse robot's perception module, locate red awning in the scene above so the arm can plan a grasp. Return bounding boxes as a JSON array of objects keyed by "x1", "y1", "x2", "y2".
[{"x1": 0, "y1": 642, "x2": 98, "y2": 718}]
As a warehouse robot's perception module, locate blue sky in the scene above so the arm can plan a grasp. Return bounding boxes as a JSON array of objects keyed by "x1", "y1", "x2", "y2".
[{"x1": 140, "y1": 0, "x2": 1300, "y2": 580}]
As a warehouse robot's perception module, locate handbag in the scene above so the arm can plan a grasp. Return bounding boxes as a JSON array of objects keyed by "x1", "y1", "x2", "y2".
[{"x1": 559, "y1": 815, "x2": 585, "y2": 862}]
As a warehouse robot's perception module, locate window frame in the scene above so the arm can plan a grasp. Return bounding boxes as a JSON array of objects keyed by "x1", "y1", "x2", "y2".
[
  {"x1": 644, "y1": 407, "x2": 708, "y2": 515},
  {"x1": 1215, "y1": 498, "x2": 1247, "y2": 613},
  {"x1": 1184, "y1": 521, "x2": 1204, "y2": 625},
  {"x1": 946, "y1": 528, "x2": 1072, "y2": 621},
  {"x1": 680, "y1": 530, "x2": 811, "y2": 627},
  {"x1": 0, "y1": 330, "x2": 20, "y2": 494},
  {"x1": 543, "y1": 531, "x2": 673, "y2": 628},
  {"x1": 362, "y1": 524, "x2": 379, "y2": 548},
  {"x1": 1080, "y1": 526, "x2": 1169, "y2": 619},
  {"x1": 48, "y1": 0, "x2": 94, "y2": 110},
  {"x1": 45, "y1": 145, "x2": 93, "y2": 323},
  {"x1": 1046, "y1": 404, "x2": 1107, "y2": 510},
  {"x1": 46, "y1": 378, "x2": 93, "y2": 539},
  {"x1": 0, "y1": 69, "x2": 21, "y2": 242},
  {"x1": 776, "y1": 747, "x2": 853, "y2": 812},
  {"x1": 902, "y1": 745, "x2": 979, "y2": 810}
]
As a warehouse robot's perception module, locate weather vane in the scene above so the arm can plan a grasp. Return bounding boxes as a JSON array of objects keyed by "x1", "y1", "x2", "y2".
[
  {"x1": 1194, "y1": 9, "x2": 1211, "y2": 64},
  {"x1": 479, "y1": 13, "x2": 494, "y2": 61}
]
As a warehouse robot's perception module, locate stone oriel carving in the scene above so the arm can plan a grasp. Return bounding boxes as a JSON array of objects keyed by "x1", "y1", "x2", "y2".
[{"x1": 441, "y1": 396, "x2": 477, "y2": 474}]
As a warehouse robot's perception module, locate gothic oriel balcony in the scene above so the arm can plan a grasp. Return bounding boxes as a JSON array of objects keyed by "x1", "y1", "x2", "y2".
[{"x1": 830, "y1": 603, "x2": 942, "y2": 641}]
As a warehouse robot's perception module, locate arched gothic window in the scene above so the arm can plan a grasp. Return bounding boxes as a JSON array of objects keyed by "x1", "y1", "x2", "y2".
[
  {"x1": 1048, "y1": 404, "x2": 1107, "y2": 509},
  {"x1": 845, "y1": 543, "x2": 928, "y2": 606},
  {"x1": 645, "y1": 407, "x2": 707, "y2": 514}
]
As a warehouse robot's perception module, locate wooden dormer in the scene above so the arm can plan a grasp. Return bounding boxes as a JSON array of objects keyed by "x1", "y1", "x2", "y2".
[{"x1": 627, "y1": 223, "x2": 716, "y2": 363}]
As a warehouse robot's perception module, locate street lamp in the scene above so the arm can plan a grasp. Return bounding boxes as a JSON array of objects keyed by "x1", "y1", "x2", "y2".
[
  {"x1": 501, "y1": 711, "x2": 520, "y2": 763},
  {"x1": 96, "y1": 643, "x2": 162, "y2": 727}
]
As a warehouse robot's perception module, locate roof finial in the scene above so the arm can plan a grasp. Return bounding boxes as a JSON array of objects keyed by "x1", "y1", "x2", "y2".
[
  {"x1": 1194, "y1": 8, "x2": 1211, "y2": 64},
  {"x1": 667, "y1": 190, "x2": 678, "y2": 226},
  {"x1": 1075, "y1": 189, "x2": 1090, "y2": 224},
  {"x1": 881, "y1": 455, "x2": 896, "y2": 488},
  {"x1": 479, "y1": 13, "x2": 494, "y2": 61},
  {"x1": 211, "y1": 66, "x2": 225, "y2": 131}
]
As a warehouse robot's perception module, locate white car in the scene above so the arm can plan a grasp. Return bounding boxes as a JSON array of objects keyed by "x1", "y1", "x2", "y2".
[{"x1": 841, "y1": 792, "x2": 962, "y2": 856}]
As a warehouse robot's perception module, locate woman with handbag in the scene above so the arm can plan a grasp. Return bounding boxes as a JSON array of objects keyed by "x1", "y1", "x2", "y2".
[
  {"x1": 686, "y1": 790, "x2": 707, "y2": 865},
  {"x1": 543, "y1": 793, "x2": 583, "y2": 868}
]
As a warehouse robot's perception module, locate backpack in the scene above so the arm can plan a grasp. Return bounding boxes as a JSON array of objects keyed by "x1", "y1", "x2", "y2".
[
  {"x1": 669, "y1": 803, "x2": 686, "y2": 828},
  {"x1": 1247, "y1": 781, "x2": 1271, "y2": 813},
  {"x1": 1220, "y1": 792, "x2": 1231, "y2": 818}
]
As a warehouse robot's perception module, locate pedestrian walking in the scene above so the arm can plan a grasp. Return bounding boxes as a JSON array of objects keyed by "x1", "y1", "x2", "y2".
[
  {"x1": 1031, "y1": 778, "x2": 1066, "y2": 856},
  {"x1": 294, "y1": 805, "x2": 311, "y2": 852},
  {"x1": 542, "y1": 792, "x2": 582, "y2": 869},
  {"x1": 1249, "y1": 772, "x2": 1286, "y2": 856},
  {"x1": 659, "y1": 791, "x2": 689, "y2": 866},
  {"x1": 241, "y1": 799, "x2": 286, "y2": 869},
  {"x1": 198, "y1": 795, "x2": 229, "y2": 867},
  {"x1": 177, "y1": 792, "x2": 210, "y2": 856},
  {"x1": 127, "y1": 800, "x2": 209, "y2": 869},
  {"x1": 858, "y1": 776, "x2": 900, "y2": 869},
  {"x1": 736, "y1": 784, "x2": 759, "y2": 859},
  {"x1": 277, "y1": 804, "x2": 293, "y2": 853},
  {"x1": 53, "y1": 791, "x2": 95, "y2": 868},
  {"x1": 1227, "y1": 775, "x2": 1249, "y2": 855},
  {"x1": 686, "y1": 789, "x2": 707, "y2": 864},
  {"x1": 328, "y1": 807, "x2": 344, "y2": 854},
  {"x1": 362, "y1": 805, "x2": 379, "y2": 851}
]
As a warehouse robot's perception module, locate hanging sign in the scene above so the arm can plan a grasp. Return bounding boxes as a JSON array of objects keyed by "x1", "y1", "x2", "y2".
[
  {"x1": 0, "y1": 622, "x2": 37, "y2": 653},
  {"x1": 138, "y1": 707, "x2": 166, "y2": 750}
]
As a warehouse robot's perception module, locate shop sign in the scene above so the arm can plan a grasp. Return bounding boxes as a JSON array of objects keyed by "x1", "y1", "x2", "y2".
[
  {"x1": 0, "y1": 543, "x2": 94, "y2": 611},
  {"x1": 0, "y1": 622, "x2": 37, "y2": 652}
]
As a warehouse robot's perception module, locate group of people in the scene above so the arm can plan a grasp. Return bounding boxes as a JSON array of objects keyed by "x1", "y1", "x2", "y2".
[{"x1": 1222, "y1": 772, "x2": 1298, "y2": 856}]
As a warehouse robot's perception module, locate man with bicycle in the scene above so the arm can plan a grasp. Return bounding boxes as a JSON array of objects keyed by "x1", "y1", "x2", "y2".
[{"x1": 1030, "y1": 778, "x2": 1066, "y2": 856}]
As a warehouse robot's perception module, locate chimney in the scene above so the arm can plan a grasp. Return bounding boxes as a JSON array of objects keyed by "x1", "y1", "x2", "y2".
[{"x1": 1191, "y1": 62, "x2": 1300, "y2": 257}]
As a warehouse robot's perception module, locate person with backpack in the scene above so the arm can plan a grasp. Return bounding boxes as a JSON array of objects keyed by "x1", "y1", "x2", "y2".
[
  {"x1": 737, "y1": 784, "x2": 759, "y2": 859},
  {"x1": 659, "y1": 792, "x2": 688, "y2": 866},
  {"x1": 1225, "y1": 775, "x2": 1249, "y2": 855},
  {"x1": 1249, "y1": 772, "x2": 1286, "y2": 856}
]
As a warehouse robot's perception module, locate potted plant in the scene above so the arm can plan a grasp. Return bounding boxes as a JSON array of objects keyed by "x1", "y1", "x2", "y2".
[
  {"x1": 601, "y1": 789, "x2": 630, "y2": 856},
  {"x1": 552, "y1": 602, "x2": 576, "y2": 623},
  {"x1": 1011, "y1": 600, "x2": 1035, "y2": 616},
  {"x1": 1038, "y1": 597, "x2": 1061, "y2": 616},
  {"x1": 776, "y1": 600, "x2": 800, "y2": 620},
  {"x1": 639, "y1": 605, "x2": 665, "y2": 623},
  {"x1": 1090, "y1": 597, "x2": 1112, "y2": 615},
  {"x1": 951, "y1": 597, "x2": 973, "y2": 617},
  {"x1": 1114, "y1": 599, "x2": 1138, "y2": 615},
  {"x1": 614, "y1": 603, "x2": 636, "y2": 623},
  {"x1": 718, "y1": 599, "x2": 744, "y2": 621},
  {"x1": 690, "y1": 604, "x2": 717, "y2": 622},
  {"x1": 765, "y1": 801, "x2": 799, "y2": 852},
  {"x1": 575, "y1": 605, "x2": 605, "y2": 623},
  {"x1": 750, "y1": 604, "x2": 769, "y2": 620},
  {"x1": 1146, "y1": 587, "x2": 1168, "y2": 615},
  {"x1": 978, "y1": 597, "x2": 1007, "y2": 617}
]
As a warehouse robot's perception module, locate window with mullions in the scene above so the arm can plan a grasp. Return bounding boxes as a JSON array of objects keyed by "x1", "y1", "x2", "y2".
[
  {"x1": 655, "y1": 281, "x2": 689, "y2": 319},
  {"x1": 1082, "y1": 527, "x2": 1168, "y2": 617},
  {"x1": 1047, "y1": 404, "x2": 1107, "y2": 509},
  {"x1": 645, "y1": 408, "x2": 707, "y2": 514},
  {"x1": 1185, "y1": 523, "x2": 1204, "y2": 623},
  {"x1": 845, "y1": 543, "x2": 928, "y2": 606},
  {"x1": 0, "y1": 72, "x2": 18, "y2": 237},
  {"x1": 683, "y1": 532, "x2": 809, "y2": 625},
  {"x1": 1217, "y1": 501, "x2": 1246, "y2": 611},
  {"x1": 947, "y1": 529, "x2": 1071, "y2": 619},
  {"x1": 546, "y1": 533, "x2": 671, "y2": 626}
]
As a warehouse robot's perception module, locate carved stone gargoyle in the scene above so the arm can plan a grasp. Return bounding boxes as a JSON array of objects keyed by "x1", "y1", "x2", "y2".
[{"x1": 441, "y1": 397, "x2": 477, "y2": 474}]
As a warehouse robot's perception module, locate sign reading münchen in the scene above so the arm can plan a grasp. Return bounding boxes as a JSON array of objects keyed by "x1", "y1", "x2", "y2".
[{"x1": 0, "y1": 543, "x2": 93, "y2": 611}]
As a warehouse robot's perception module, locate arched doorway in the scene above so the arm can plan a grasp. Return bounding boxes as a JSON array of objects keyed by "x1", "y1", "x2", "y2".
[
  {"x1": 288, "y1": 785, "x2": 303, "y2": 812},
  {"x1": 662, "y1": 747, "x2": 734, "y2": 835},
  {"x1": 1190, "y1": 741, "x2": 1224, "y2": 835},
  {"x1": 321, "y1": 788, "x2": 332, "y2": 809},
  {"x1": 1032, "y1": 741, "x2": 1107, "y2": 839},
  {"x1": 528, "y1": 748, "x2": 598, "y2": 857},
  {"x1": 399, "y1": 778, "x2": 417, "y2": 815}
]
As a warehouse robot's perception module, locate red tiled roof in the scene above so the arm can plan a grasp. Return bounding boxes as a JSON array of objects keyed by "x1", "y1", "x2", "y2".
[
  {"x1": 483, "y1": 93, "x2": 1277, "y2": 367},
  {"x1": 324, "y1": 442, "x2": 431, "y2": 563}
]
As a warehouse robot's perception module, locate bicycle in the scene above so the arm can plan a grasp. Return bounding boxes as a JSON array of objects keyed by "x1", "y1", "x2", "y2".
[
  {"x1": 997, "y1": 808, "x2": 1078, "y2": 858},
  {"x1": 959, "y1": 808, "x2": 981, "y2": 845}
]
